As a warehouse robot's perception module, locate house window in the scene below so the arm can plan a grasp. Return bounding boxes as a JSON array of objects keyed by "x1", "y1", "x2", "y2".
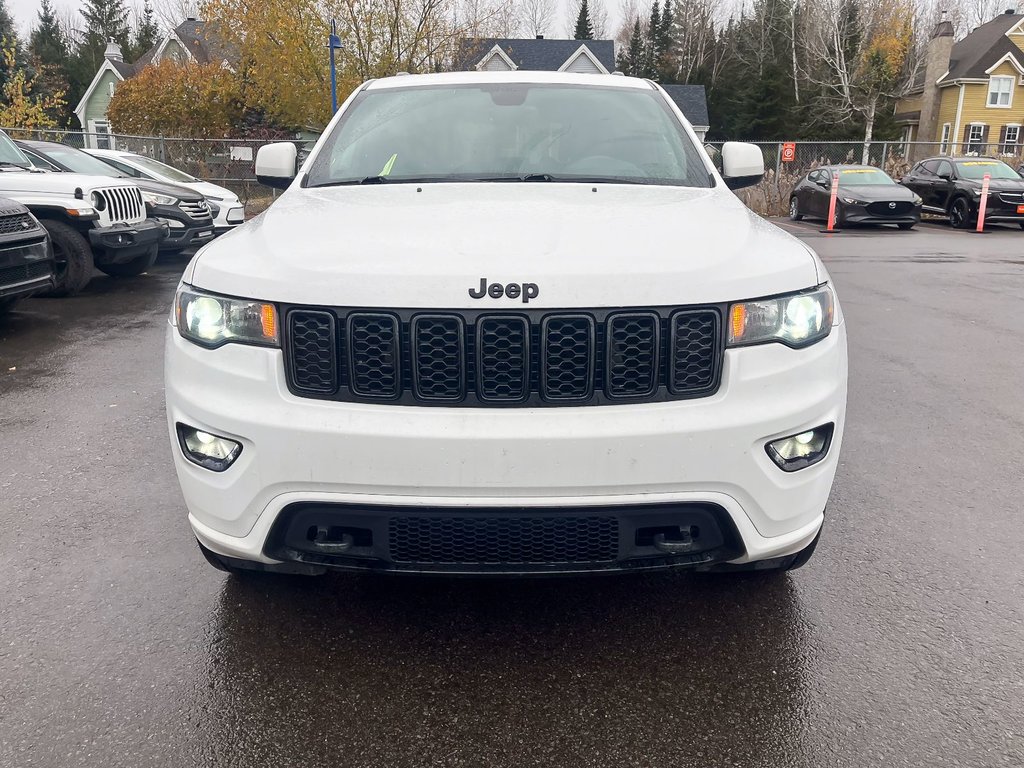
[
  {"x1": 967, "y1": 124, "x2": 986, "y2": 153},
  {"x1": 987, "y1": 76, "x2": 1014, "y2": 107},
  {"x1": 89, "y1": 120, "x2": 113, "y2": 150},
  {"x1": 939, "y1": 123, "x2": 951, "y2": 154},
  {"x1": 1004, "y1": 125, "x2": 1021, "y2": 153}
]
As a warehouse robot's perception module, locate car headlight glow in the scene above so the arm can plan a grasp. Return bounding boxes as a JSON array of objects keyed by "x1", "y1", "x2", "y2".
[
  {"x1": 142, "y1": 191, "x2": 179, "y2": 206},
  {"x1": 175, "y1": 286, "x2": 278, "y2": 348},
  {"x1": 728, "y1": 285, "x2": 834, "y2": 349},
  {"x1": 841, "y1": 197, "x2": 864, "y2": 205}
]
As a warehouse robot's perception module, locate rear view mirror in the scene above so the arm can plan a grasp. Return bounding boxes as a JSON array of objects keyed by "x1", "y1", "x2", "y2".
[
  {"x1": 721, "y1": 142, "x2": 765, "y2": 190},
  {"x1": 256, "y1": 143, "x2": 298, "y2": 190}
]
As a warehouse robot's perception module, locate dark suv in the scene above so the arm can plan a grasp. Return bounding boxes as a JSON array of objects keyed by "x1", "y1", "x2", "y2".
[
  {"x1": 900, "y1": 156, "x2": 1024, "y2": 229},
  {"x1": 18, "y1": 140, "x2": 215, "y2": 254},
  {"x1": 0, "y1": 197, "x2": 53, "y2": 315}
]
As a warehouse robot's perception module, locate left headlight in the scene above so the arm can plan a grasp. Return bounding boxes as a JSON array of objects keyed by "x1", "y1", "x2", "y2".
[
  {"x1": 175, "y1": 286, "x2": 279, "y2": 349},
  {"x1": 841, "y1": 197, "x2": 864, "y2": 205},
  {"x1": 142, "y1": 191, "x2": 178, "y2": 207},
  {"x1": 728, "y1": 285, "x2": 834, "y2": 349}
]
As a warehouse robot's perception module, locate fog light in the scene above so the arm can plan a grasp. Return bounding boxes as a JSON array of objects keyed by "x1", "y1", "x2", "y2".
[
  {"x1": 176, "y1": 423, "x2": 242, "y2": 472},
  {"x1": 766, "y1": 423, "x2": 834, "y2": 472}
]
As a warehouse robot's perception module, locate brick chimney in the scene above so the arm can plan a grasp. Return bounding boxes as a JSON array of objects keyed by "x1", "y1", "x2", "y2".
[{"x1": 915, "y1": 12, "x2": 954, "y2": 156}]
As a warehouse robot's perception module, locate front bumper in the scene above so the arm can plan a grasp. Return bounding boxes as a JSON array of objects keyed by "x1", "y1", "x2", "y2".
[
  {"x1": 980, "y1": 199, "x2": 1024, "y2": 223},
  {"x1": 166, "y1": 318, "x2": 847, "y2": 573},
  {"x1": 0, "y1": 238, "x2": 53, "y2": 299},
  {"x1": 211, "y1": 203, "x2": 244, "y2": 234},
  {"x1": 89, "y1": 218, "x2": 168, "y2": 262},
  {"x1": 840, "y1": 203, "x2": 920, "y2": 226}
]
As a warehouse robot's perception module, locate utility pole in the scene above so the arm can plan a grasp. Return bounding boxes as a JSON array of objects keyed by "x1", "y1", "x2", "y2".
[{"x1": 328, "y1": 20, "x2": 343, "y2": 113}]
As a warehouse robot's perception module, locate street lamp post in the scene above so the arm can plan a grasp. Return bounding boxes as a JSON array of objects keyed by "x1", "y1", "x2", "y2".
[{"x1": 328, "y1": 20, "x2": 343, "y2": 114}]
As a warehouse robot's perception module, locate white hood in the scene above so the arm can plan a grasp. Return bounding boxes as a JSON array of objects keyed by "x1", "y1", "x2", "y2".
[
  {"x1": 189, "y1": 180, "x2": 238, "y2": 201},
  {"x1": 190, "y1": 183, "x2": 820, "y2": 308},
  {"x1": 0, "y1": 170, "x2": 137, "y2": 195}
]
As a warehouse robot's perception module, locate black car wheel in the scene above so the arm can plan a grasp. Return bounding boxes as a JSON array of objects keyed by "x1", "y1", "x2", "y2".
[
  {"x1": 1019, "y1": 222, "x2": 1024, "y2": 231},
  {"x1": 949, "y1": 197, "x2": 972, "y2": 229},
  {"x1": 0, "y1": 297, "x2": 19, "y2": 315},
  {"x1": 39, "y1": 220, "x2": 93, "y2": 297},
  {"x1": 97, "y1": 245, "x2": 159, "y2": 277},
  {"x1": 898, "y1": 222, "x2": 915, "y2": 231},
  {"x1": 789, "y1": 196, "x2": 803, "y2": 221}
]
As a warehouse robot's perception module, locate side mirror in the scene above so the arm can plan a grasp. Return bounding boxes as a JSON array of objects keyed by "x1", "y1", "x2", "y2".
[
  {"x1": 721, "y1": 142, "x2": 765, "y2": 190},
  {"x1": 256, "y1": 142, "x2": 298, "y2": 190}
]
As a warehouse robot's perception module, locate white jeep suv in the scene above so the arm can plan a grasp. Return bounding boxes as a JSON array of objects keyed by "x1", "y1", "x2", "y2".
[{"x1": 166, "y1": 72, "x2": 847, "y2": 577}]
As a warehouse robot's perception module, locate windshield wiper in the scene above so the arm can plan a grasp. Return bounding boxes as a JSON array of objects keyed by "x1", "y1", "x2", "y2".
[
  {"x1": 472, "y1": 173, "x2": 645, "y2": 184},
  {"x1": 310, "y1": 176, "x2": 450, "y2": 187},
  {"x1": 0, "y1": 161, "x2": 30, "y2": 169}
]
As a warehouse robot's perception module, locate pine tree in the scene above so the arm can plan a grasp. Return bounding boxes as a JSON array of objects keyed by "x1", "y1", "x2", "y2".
[
  {"x1": 80, "y1": 0, "x2": 132, "y2": 59},
  {"x1": 623, "y1": 18, "x2": 643, "y2": 75},
  {"x1": 29, "y1": 0, "x2": 68, "y2": 66},
  {"x1": 574, "y1": 0, "x2": 594, "y2": 40},
  {"x1": 644, "y1": 0, "x2": 661, "y2": 79},
  {"x1": 0, "y1": 0, "x2": 16, "y2": 48},
  {"x1": 129, "y1": 2, "x2": 159, "y2": 61},
  {"x1": 658, "y1": 0, "x2": 673, "y2": 77},
  {"x1": 0, "y1": 0, "x2": 22, "y2": 89}
]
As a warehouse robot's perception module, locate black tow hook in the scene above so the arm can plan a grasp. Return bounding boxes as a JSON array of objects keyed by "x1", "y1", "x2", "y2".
[
  {"x1": 653, "y1": 528, "x2": 698, "y2": 554},
  {"x1": 311, "y1": 526, "x2": 354, "y2": 554}
]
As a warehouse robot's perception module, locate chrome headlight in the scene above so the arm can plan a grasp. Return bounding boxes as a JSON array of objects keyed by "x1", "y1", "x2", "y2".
[
  {"x1": 841, "y1": 197, "x2": 865, "y2": 205},
  {"x1": 728, "y1": 285, "x2": 834, "y2": 349},
  {"x1": 174, "y1": 286, "x2": 279, "y2": 349},
  {"x1": 142, "y1": 191, "x2": 178, "y2": 206}
]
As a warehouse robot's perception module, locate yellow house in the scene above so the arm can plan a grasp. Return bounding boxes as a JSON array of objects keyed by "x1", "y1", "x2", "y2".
[{"x1": 895, "y1": 10, "x2": 1024, "y2": 160}]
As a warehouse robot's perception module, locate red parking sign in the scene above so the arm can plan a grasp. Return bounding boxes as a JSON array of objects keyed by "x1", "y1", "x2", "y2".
[{"x1": 781, "y1": 142, "x2": 796, "y2": 163}]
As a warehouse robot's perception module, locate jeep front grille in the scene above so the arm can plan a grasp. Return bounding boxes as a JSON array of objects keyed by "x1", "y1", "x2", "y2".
[
  {"x1": 95, "y1": 186, "x2": 145, "y2": 224},
  {"x1": 284, "y1": 305, "x2": 722, "y2": 407}
]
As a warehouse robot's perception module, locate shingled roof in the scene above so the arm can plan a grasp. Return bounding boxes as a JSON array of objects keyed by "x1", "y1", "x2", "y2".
[
  {"x1": 458, "y1": 38, "x2": 616, "y2": 72},
  {"x1": 659, "y1": 84, "x2": 710, "y2": 128},
  {"x1": 940, "y1": 12, "x2": 1023, "y2": 83},
  {"x1": 132, "y1": 19, "x2": 236, "y2": 72}
]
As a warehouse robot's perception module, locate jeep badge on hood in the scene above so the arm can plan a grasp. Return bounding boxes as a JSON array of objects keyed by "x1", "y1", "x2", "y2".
[{"x1": 468, "y1": 278, "x2": 539, "y2": 303}]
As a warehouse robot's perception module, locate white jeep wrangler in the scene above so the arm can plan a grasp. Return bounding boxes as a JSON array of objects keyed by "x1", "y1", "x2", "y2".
[
  {"x1": 0, "y1": 130, "x2": 166, "y2": 295},
  {"x1": 167, "y1": 72, "x2": 847, "y2": 577}
]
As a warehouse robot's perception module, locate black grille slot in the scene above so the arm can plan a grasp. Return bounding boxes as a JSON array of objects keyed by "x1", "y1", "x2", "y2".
[
  {"x1": 287, "y1": 310, "x2": 336, "y2": 394},
  {"x1": 388, "y1": 516, "x2": 619, "y2": 564},
  {"x1": 606, "y1": 312, "x2": 659, "y2": 398},
  {"x1": 348, "y1": 313, "x2": 400, "y2": 398},
  {"x1": 0, "y1": 213, "x2": 38, "y2": 235},
  {"x1": 0, "y1": 260, "x2": 50, "y2": 287},
  {"x1": 670, "y1": 311, "x2": 719, "y2": 394},
  {"x1": 866, "y1": 201, "x2": 914, "y2": 216},
  {"x1": 412, "y1": 315, "x2": 464, "y2": 401},
  {"x1": 541, "y1": 315, "x2": 594, "y2": 400},
  {"x1": 477, "y1": 316, "x2": 529, "y2": 401}
]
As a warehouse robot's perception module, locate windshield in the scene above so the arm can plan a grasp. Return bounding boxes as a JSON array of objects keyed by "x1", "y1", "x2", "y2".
[
  {"x1": 41, "y1": 145, "x2": 119, "y2": 176},
  {"x1": 0, "y1": 132, "x2": 32, "y2": 168},
  {"x1": 305, "y1": 83, "x2": 712, "y2": 187},
  {"x1": 837, "y1": 168, "x2": 894, "y2": 185},
  {"x1": 955, "y1": 160, "x2": 1021, "y2": 180},
  {"x1": 128, "y1": 154, "x2": 197, "y2": 183}
]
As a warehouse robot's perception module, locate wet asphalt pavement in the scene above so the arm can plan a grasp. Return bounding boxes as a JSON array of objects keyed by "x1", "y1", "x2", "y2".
[{"x1": 1, "y1": 221, "x2": 1022, "y2": 767}]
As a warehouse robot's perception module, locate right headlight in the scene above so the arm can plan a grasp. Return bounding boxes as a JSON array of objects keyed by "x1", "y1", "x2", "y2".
[
  {"x1": 728, "y1": 285, "x2": 834, "y2": 349},
  {"x1": 175, "y1": 285, "x2": 279, "y2": 349}
]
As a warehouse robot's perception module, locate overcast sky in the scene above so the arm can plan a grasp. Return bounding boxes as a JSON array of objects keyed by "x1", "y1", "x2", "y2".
[{"x1": 9, "y1": 0, "x2": 623, "y2": 44}]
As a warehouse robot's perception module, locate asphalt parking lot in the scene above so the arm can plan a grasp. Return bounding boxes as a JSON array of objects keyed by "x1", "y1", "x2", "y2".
[{"x1": 1, "y1": 221, "x2": 1022, "y2": 767}]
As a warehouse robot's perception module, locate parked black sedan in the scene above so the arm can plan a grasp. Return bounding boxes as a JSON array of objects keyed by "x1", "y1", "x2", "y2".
[
  {"x1": 790, "y1": 165, "x2": 922, "y2": 229},
  {"x1": 17, "y1": 140, "x2": 216, "y2": 253},
  {"x1": 901, "y1": 156, "x2": 1024, "y2": 230}
]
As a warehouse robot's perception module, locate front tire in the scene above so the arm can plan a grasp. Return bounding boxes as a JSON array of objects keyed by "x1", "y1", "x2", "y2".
[
  {"x1": 96, "y1": 245, "x2": 158, "y2": 277},
  {"x1": 789, "y1": 197, "x2": 803, "y2": 221},
  {"x1": 39, "y1": 219, "x2": 93, "y2": 297},
  {"x1": 0, "y1": 296, "x2": 19, "y2": 315},
  {"x1": 949, "y1": 197, "x2": 972, "y2": 229},
  {"x1": 897, "y1": 222, "x2": 915, "y2": 231}
]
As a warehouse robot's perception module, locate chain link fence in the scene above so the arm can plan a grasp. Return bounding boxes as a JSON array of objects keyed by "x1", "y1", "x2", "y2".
[
  {"x1": 705, "y1": 140, "x2": 1024, "y2": 216},
  {"x1": 2, "y1": 127, "x2": 317, "y2": 216},
  {"x1": 4, "y1": 130, "x2": 1024, "y2": 219}
]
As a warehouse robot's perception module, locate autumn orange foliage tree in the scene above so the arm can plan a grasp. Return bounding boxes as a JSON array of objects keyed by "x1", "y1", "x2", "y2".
[{"x1": 106, "y1": 59, "x2": 242, "y2": 137}]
